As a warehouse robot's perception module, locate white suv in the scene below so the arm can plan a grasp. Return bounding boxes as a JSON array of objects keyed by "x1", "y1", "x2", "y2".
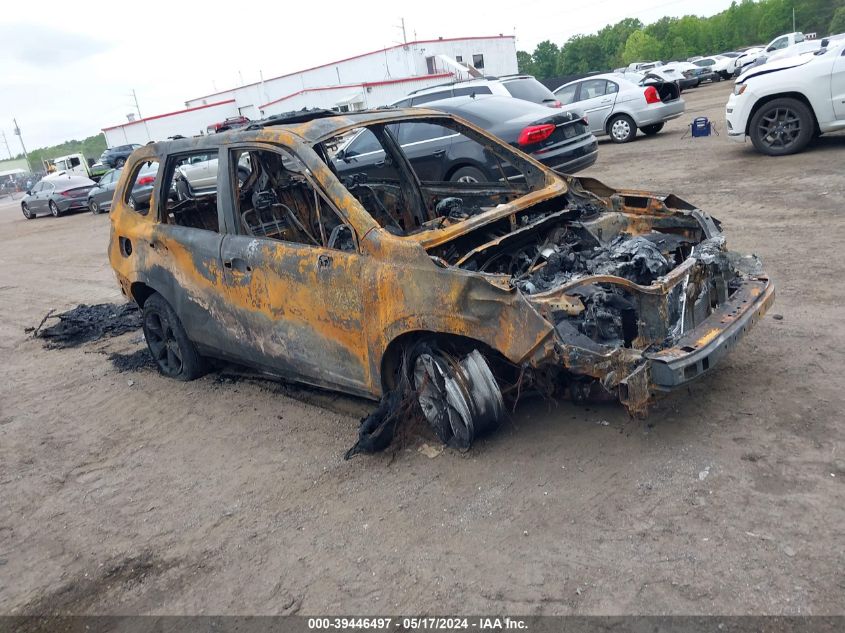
[
  {"x1": 392, "y1": 75, "x2": 562, "y2": 108},
  {"x1": 726, "y1": 40, "x2": 845, "y2": 155}
]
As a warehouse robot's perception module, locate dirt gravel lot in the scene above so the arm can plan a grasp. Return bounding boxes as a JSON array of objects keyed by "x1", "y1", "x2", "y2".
[{"x1": 1, "y1": 81, "x2": 844, "y2": 616}]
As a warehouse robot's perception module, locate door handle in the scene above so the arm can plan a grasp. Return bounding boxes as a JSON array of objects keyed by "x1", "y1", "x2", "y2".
[
  {"x1": 374, "y1": 160, "x2": 385, "y2": 167},
  {"x1": 224, "y1": 257, "x2": 251, "y2": 273},
  {"x1": 433, "y1": 149, "x2": 446, "y2": 158}
]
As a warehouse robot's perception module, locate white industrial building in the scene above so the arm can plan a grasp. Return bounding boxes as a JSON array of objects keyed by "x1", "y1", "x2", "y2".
[{"x1": 102, "y1": 35, "x2": 517, "y2": 147}]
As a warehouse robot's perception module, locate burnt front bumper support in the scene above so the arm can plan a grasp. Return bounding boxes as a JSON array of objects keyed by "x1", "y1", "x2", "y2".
[{"x1": 618, "y1": 278, "x2": 774, "y2": 412}]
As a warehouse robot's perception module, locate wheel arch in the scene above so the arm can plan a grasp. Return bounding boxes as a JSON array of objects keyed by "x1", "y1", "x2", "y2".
[
  {"x1": 605, "y1": 110, "x2": 635, "y2": 135},
  {"x1": 378, "y1": 329, "x2": 515, "y2": 394},
  {"x1": 745, "y1": 91, "x2": 820, "y2": 136}
]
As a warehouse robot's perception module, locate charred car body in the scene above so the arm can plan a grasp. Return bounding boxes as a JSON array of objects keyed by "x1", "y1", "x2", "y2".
[{"x1": 108, "y1": 108, "x2": 773, "y2": 448}]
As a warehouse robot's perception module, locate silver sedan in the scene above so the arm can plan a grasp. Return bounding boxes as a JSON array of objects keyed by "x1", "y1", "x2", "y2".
[{"x1": 553, "y1": 73, "x2": 686, "y2": 143}]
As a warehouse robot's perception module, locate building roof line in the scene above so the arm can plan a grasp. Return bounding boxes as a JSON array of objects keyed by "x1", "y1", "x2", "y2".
[
  {"x1": 102, "y1": 99, "x2": 237, "y2": 131},
  {"x1": 187, "y1": 35, "x2": 515, "y2": 104},
  {"x1": 258, "y1": 72, "x2": 454, "y2": 109}
]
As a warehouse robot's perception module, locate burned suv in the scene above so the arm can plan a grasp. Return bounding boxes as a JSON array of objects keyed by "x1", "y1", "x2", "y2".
[{"x1": 108, "y1": 108, "x2": 773, "y2": 450}]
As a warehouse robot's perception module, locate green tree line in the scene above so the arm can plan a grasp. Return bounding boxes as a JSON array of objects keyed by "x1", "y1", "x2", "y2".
[
  {"x1": 518, "y1": 0, "x2": 845, "y2": 78},
  {"x1": 12, "y1": 134, "x2": 107, "y2": 170}
]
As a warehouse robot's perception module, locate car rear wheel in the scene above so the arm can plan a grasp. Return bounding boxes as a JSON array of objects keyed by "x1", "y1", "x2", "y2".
[
  {"x1": 749, "y1": 98, "x2": 814, "y2": 156},
  {"x1": 449, "y1": 166, "x2": 488, "y2": 184},
  {"x1": 21, "y1": 203, "x2": 34, "y2": 219},
  {"x1": 89, "y1": 199, "x2": 100, "y2": 214},
  {"x1": 116, "y1": 158, "x2": 126, "y2": 168},
  {"x1": 608, "y1": 114, "x2": 637, "y2": 143},
  {"x1": 641, "y1": 123, "x2": 664, "y2": 136},
  {"x1": 142, "y1": 293, "x2": 207, "y2": 381},
  {"x1": 49, "y1": 201, "x2": 61, "y2": 217}
]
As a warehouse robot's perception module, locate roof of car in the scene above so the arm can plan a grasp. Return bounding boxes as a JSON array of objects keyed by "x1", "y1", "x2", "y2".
[
  {"x1": 141, "y1": 108, "x2": 459, "y2": 155},
  {"x1": 405, "y1": 74, "x2": 537, "y2": 96},
  {"x1": 554, "y1": 73, "x2": 635, "y2": 91}
]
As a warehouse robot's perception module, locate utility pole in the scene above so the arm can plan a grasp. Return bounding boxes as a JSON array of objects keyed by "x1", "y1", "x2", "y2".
[
  {"x1": 12, "y1": 118, "x2": 31, "y2": 172},
  {"x1": 792, "y1": 7, "x2": 796, "y2": 32},
  {"x1": 131, "y1": 89, "x2": 142, "y2": 119},
  {"x1": 398, "y1": 17, "x2": 407, "y2": 44}
]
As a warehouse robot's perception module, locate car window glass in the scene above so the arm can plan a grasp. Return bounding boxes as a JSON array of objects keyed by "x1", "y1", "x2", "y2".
[
  {"x1": 580, "y1": 79, "x2": 608, "y2": 99},
  {"x1": 453, "y1": 85, "x2": 493, "y2": 97},
  {"x1": 606, "y1": 81, "x2": 619, "y2": 94},
  {"x1": 410, "y1": 91, "x2": 452, "y2": 105},
  {"x1": 393, "y1": 122, "x2": 453, "y2": 145},
  {"x1": 32, "y1": 182, "x2": 42, "y2": 193},
  {"x1": 347, "y1": 129, "x2": 381, "y2": 156},
  {"x1": 232, "y1": 148, "x2": 357, "y2": 252},
  {"x1": 124, "y1": 159, "x2": 160, "y2": 215},
  {"x1": 555, "y1": 83, "x2": 578, "y2": 105},
  {"x1": 503, "y1": 78, "x2": 557, "y2": 103},
  {"x1": 160, "y1": 152, "x2": 220, "y2": 231}
]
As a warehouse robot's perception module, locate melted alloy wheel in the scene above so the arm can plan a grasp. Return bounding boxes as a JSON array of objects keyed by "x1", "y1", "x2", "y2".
[
  {"x1": 757, "y1": 107, "x2": 801, "y2": 150},
  {"x1": 413, "y1": 349, "x2": 504, "y2": 450},
  {"x1": 144, "y1": 310, "x2": 183, "y2": 376}
]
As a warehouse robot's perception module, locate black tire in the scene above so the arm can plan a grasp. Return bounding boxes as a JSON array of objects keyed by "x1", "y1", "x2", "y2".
[
  {"x1": 49, "y1": 200, "x2": 61, "y2": 217},
  {"x1": 641, "y1": 122, "x2": 664, "y2": 136},
  {"x1": 116, "y1": 157, "x2": 126, "y2": 168},
  {"x1": 748, "y1": 97, "x2": 814, "y2": 156},
  {"x1": 142, "y1": 293, "x2": 207, "y2": 381},
  {"x1": 21, "y1": 203, "x2": 34, "y2": 219},
  {"x1": 449, "y1": 165, "x2": 489, "y2": 184},
  {"x1": 608, "y1": 114, "x2": 637, "y2": 143},
  {"x1": 89, "y1": 199, "x2": 100, "y2": 214}
]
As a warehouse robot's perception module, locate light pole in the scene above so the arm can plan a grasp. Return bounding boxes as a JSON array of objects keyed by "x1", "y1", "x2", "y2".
[{"x1": 12, "y1": 118, "x2": 32, "y2": 173}]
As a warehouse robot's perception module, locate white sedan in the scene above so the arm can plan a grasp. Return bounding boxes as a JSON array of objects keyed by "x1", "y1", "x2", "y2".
[{"x1": 725, "y1": 40, "x2": 845, "y2": 155}]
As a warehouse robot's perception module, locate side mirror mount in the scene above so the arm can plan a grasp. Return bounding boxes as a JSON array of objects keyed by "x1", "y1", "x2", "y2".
[
  {"x1": 26, "y1": 190, "x2": 31, "y2": 195},
  {"x1": 335, "y1": 149, "x2": 347, "y2": 161}
]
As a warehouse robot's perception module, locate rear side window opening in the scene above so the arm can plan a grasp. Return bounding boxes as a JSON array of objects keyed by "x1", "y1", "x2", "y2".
[
  {"x1": 160, "y1": 151, "x2": 221, "y2": 233},
  {"x1": 123, "y1": 159, "x2": 160, "y2": 216}
]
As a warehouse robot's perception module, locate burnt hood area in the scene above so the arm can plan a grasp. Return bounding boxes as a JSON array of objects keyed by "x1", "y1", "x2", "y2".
[{"x1": 428, "y1": 187, "x2": 762, "y2": 352}]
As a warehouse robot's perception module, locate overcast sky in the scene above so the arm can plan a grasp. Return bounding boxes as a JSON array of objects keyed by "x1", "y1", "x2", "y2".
[{"x1": 1, "y1": 0, "x2": 734, "y2": 152}]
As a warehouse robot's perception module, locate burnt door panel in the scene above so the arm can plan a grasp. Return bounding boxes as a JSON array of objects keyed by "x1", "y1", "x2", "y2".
[
  {"x1": 218, "y1": 235, "x2": 369, "y2": 394},
  {"x1": 143, "y1": 224, "x2": 226, "y2": 352}
]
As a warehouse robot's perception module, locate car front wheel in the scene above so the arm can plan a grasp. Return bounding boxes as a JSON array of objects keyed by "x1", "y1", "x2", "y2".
[
  {"x1": 748, "y1": 97, "x2": 814, "y2": 156},
  {"x1": 608, "y1": 114, "x2": 637, "y2": 143},
  {"x1": 49, "y1": 200, "x2": 61, "y2": 217},
  {"x1": 89, "y1": 199, "x2": 100, "y2": 214},
  {"x1": 142, "y1": 293, "x2": 207, "y2": 381},
  {"x1": 22, "y1": 203, "x2": 34, "y2": 219},
  {"x1": 641, "y1": 123, "x2": 664, "y2": 136}
]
